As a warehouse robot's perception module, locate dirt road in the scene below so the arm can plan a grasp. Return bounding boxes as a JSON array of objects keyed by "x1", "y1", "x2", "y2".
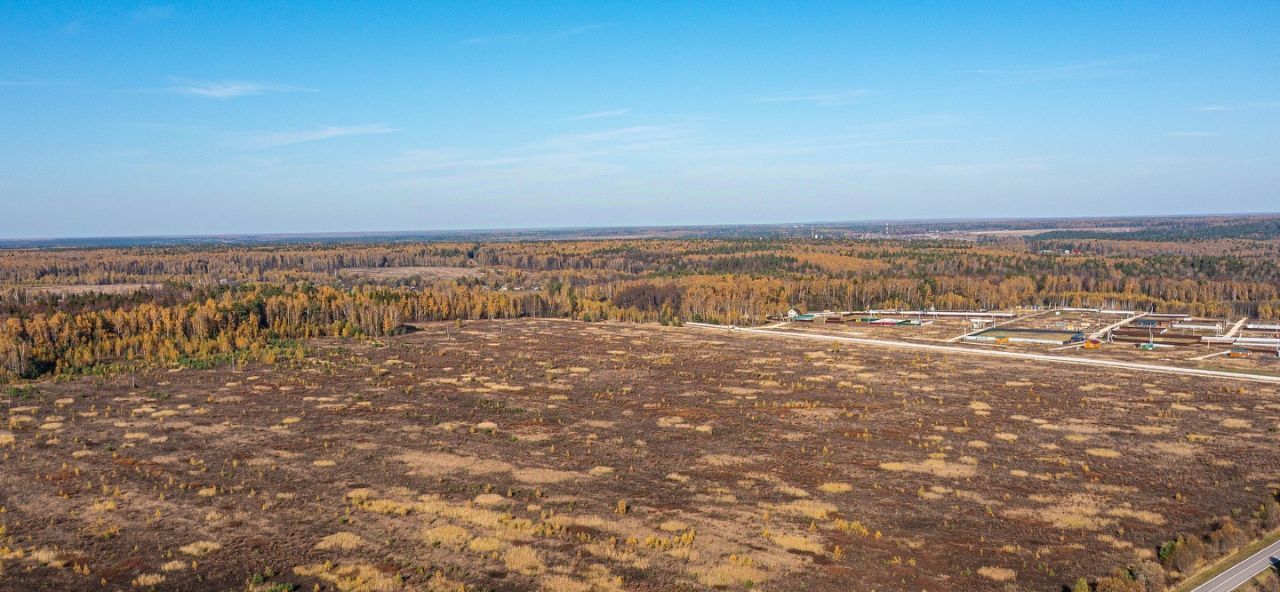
[{"x1": 686, "y1": 323, "x2": 1280, "y2": 384}]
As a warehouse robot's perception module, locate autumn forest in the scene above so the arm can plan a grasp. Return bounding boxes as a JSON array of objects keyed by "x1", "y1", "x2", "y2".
[{"x1": 3, "y1": 228, "x2": 1280, "y2": 382}]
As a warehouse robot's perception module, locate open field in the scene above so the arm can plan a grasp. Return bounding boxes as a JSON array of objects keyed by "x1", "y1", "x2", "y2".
[
  {"x1": 4, "y1": 283, "x2": 162, "y2": 296},
  {"x1": 336, "y1": 266, "x2": 484, "y2": 282},
  {"x1": 3, "y1": 319, "x2": 1279, "y2": 591},
  {"x1": 845, "y1": 317, "x2": 978, "y2": 341},
  {"x1": 784, "y1": 314, "x2": 1034, "y2": 344}
]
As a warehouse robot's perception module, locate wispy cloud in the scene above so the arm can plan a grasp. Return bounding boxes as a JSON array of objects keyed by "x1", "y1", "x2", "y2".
[
  {"x1": 0, "y1": 80, "x2": 47, "y2": 88},
  {"x1": 973, "y1": 55, "x2": 1151, "y2": 82},
  {"x1": 541, "y1": 125, "x2": 692, "y2": 151},
  {"x1": 132, "y1": 5, "x2": 174, "y2": 22},
  {"x1": 385, "y1": 124, "x2": 696, "y2": 174},
  {"x1": 755, "y1": 89, "x2": 869, "y2": 106},
  {"x1": 1164, "y1": 131, "x2": 1220, "y2": 137},
  {"x1": 239, "y1": 124, "x2": 396, "y2": 148},
  {"x1": 462, "y1": 23, "x2": 608, "y2": 45},
  {"x1": 1194, "y1": 101, "x2": 1279, "y2": 112},
  {"x1": 565, "y1": 109, "x2": 631, "y2": 121},
  {"x1": 164, "y1": 79, "x2": 317, "y2": 99}
]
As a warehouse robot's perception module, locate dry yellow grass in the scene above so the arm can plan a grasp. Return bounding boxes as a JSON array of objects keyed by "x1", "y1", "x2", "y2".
[
  {"x1": 1005, "y1": 494, "x2": 1113, "y2": 531},
  {"x1": 774, "y1": 484, "x2": 809, "y2": 497},
  {"x1": 699, "y1": 454, "x2": 753, "y2": 467},
  {"x1": 473, "y1": 493, "x2": 506, "y2": 507},
  {"x1": 978, "y1": 566, "x2": 1016, "y2": 582},
  {"x1": 178, "y1": 540, "x2": 221, "y2": 556},
  {"x1": 315, "y1": 532, "x2": 366, "y2": 551},
  {"x1": 12, "y1": 317, "x2": 1276, "y2": 592},
  {"x1": 1106, "y1": 507, "x2": 1166, "y2": 525},
  {"x1": 879, "y1": 458, "x2": 976, "y2": 478},
  {"x1": 771, "y1": 533, "x2": 824, "y2": 554},
  {"x1": 294, "y1": 562, "x2": 401, "y2": 592},
  {"x1": 511, "y1": 467, "x2": 581, "y2": 484},
  {"x1": 696, "y1": 560, "x2": 768, "y2": 587},
  {"x1": 658, "y1": 519, "x2": 689, "y2": 532},
  {"x1": 423, "y1": 524, "x2": 470, "y2": 548},
  {"x1": 1085, "y1": 448, "x2": 1121, "y2": 458},
  {"x1": 770, "y1": 499, "x2": 837, "y2": 519},
  {"x1": 467, "y1": 536, "x2": 503, "y2": 553},
  {"x1": 818, "y1": 482, "x2": 852, "y2": 494},
  {"x1": 132, "y1": 573, "x2": 166, "y2": 586},
  {"x1": 503, "y1": 545, "x2": 544, "y2": 574},
  {"x1": 31, "y1": 548, "x2": 64, "y2": 567}
]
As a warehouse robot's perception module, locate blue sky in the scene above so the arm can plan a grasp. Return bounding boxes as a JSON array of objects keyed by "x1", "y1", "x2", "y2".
[{"x1": 2, "y1": 2, "x2": 1278, "y2": 238}]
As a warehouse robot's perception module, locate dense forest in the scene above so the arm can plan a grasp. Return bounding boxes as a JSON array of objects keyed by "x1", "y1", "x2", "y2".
[{"x1": 3, "y1": 233, "x2": 1280, "y2": 381}]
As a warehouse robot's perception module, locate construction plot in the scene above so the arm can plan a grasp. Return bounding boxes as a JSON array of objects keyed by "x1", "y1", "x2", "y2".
[
  {"x1": 774, "y1": 310, "x2": 1017, "y2": 342},
  {"x1": 957, "y1": 310, "x2": 1119, "y2": 346},
  {"x1": 965, "y1": 327, "x2": 1085, "y2": 345},
  {"x1": 1010, "y1": 309, "x2": 1127, "y2": 334},
  {"x1": 1111, "y1": 315, "x2": 1233, "y2": 347}
]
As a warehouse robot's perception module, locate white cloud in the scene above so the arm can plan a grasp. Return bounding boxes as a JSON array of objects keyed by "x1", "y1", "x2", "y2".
[
  {"x1": 165, "y1": 79, "x2": 316, "y2": 99},
  {"x1": 565, "y1": 109, "x2": 631, "y2": 121},
  {"x1": 239, "y1": 124, "x2": 396, "y2": 148},
  {"x1": 755, "y1": 89, "x2": 869, "y2": 106},
  {"x1": 541, "y1": 125, "x2": 690, "y2": 149},
  {"x1": 973, "y1": 55, "x2": 1151, "y2": 82},
  {"x1": 387, "y1": 124, "x2": 693, "y2": 174}
]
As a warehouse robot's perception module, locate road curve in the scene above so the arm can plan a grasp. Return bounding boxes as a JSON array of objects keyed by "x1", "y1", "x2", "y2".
[
  {"x1": 684, "y1": 323, "x2": 1280, "y2": 385},
  {"x1": 1186, "y1": 538, "x2": 1280, "y2": 592}
]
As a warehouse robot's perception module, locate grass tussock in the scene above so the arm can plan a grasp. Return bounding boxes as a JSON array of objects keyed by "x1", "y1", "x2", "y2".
[
  {"x1": 316, "y1": 532, "x2": 366, "y2": 551},
  {"x1": 818, "y1": 482, "x2": 852, "y2": 494}
]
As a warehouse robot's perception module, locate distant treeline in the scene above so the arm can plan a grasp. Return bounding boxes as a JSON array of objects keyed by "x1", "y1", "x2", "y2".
[
  {"x1": 4, "y1": 237, "x2": 1280, "y2": 380},
  {"x1": 1033, "y1": 219, "x2": 1280, "y2": 242}
]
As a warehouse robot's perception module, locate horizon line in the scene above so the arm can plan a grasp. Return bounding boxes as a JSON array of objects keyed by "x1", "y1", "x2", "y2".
[{"x1": 2, "y1": 211, "x2": 1278, "y2": 245}]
